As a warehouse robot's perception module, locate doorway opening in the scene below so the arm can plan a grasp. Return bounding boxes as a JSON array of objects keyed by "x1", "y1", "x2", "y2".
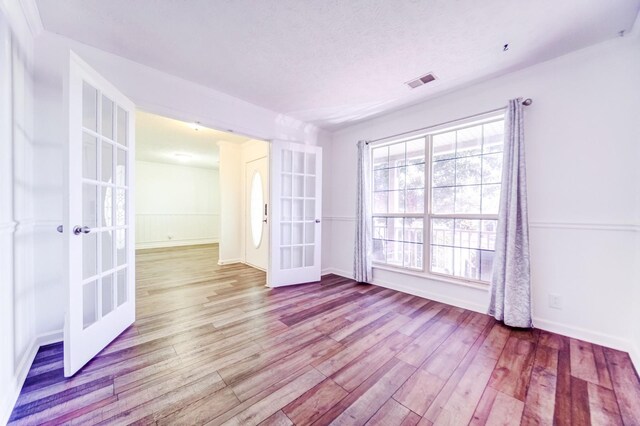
[{"x1": 134, "y1": 110, "x2": 269, "y2": 271}]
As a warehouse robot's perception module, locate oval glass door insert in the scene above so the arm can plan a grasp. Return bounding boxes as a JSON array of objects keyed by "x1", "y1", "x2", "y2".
[{"x1": 250, "y1": 171, "x2": 264, "y2": 248}]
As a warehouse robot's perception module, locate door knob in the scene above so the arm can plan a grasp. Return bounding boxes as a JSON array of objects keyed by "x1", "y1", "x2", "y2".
[
  {"x1": 315, "y1": 219, "x2": 321, "y2": 223},
  {"x1": 57, "y1": 225, "x2": 63, "y2": 233},
  {"x1": 73, "y1": 225, "x2": 91, "y2": 235}
]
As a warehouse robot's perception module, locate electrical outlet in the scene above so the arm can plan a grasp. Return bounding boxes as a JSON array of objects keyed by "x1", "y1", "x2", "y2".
[{"x1": 548, "y1": 294, "x2": 562, "y2": 309}]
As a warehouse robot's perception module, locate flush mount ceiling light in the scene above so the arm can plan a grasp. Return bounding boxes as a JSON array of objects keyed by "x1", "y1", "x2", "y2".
[
  {"x1": 405, "y1": 72, "x2": 437, "y2": 89},
  {"x1": 173, "y1": 153, "x2": 193, "y2": 161},
  {"x1": 188, "y1": 121, "x2": 202, "y2": 131}
]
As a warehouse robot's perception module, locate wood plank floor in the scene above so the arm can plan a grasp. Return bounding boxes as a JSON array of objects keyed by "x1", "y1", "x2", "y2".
[{"x1": 9, "y1": 244, "x2": 640, "y2": 425}]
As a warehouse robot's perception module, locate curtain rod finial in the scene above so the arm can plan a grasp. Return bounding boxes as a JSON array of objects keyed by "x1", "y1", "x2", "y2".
[{"x1": 522, "y1": 98, "x2": 533, "y2": 106}]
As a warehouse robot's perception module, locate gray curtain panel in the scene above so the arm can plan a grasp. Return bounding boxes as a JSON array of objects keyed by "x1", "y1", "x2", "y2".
[
  {"x1": 354, "y1": 140, "x2": 372, "y2": 283},
  {"x1": 488, "y1": 98, "x2": 532, "y2": 328}
]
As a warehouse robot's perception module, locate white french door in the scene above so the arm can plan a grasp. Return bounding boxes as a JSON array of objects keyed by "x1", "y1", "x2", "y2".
[
  {"x1": 269, "y1": 141, "x2": 322, "y2": 287},
  {"x1": 64, "y1": 52, "x2": 136, "y2": 377}
]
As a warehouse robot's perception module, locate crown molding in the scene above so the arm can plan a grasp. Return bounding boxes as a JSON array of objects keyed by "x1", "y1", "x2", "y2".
[{"x1": 18, "y1": 0, "x2": 43, "y2": 37}]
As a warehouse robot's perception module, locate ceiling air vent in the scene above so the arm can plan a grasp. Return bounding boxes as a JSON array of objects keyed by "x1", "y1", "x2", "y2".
[{"x1": 405, "y1": 73, "x2": 436, "y2": 89}]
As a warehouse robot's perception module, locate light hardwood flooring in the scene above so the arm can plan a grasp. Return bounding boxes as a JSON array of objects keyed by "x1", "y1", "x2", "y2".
[{"x1": 8, "y1": 244, "x2": 640, "y2": 425}]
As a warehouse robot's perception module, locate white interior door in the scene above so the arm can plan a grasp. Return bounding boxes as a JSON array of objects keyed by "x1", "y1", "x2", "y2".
[
  {"x1": 64, "y1": 52, "x2": 136, "y2": 377},
  {"x1": 245, "y1": 157, "x2": 269, "y2": 270},
  {"x1": 269, "y1": 141, "x2": 322, "y2": 287}
]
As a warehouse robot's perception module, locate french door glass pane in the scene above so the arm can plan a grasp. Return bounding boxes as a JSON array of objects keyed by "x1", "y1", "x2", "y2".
[
  {"x1": 83, "y1": 184, "x2": 98, "y2": 228},
  {"x1": 102, "y1": 142, "x2": 113, "y2": 183},
  {"x1": 102, "y1": 187, "x2": 113, "y2": 227},
  {"x1": 83, "y1": 232, "x2": 97, "y2": 279},
  {"x1": 102, "y1": 230, "x2": 113, "y2": 271},
  {"x1": 116, "y1": 149, "x2": 127, "y2": 186},
  {"x1": 116, "y1": 229, "x2": 127, "y2": 266},
  {"x1": 101, "y1": 96, "x2": 114, "y2": 139},
  {"x1": 83, "y1": 280, "x2": 98, "y2": 329},
  {"x1": 82, "y1": 82, "x2": 97, "y2": 131},
  {"x1": 116, "y1": 106, "x2": 128, "y2": 146},
  {"x1": 102, "y1": 274, "x2": 114, "y2": 316},
  {"x1": 117, "y1": 268, "x2": 127, "y2": 306},
  {"x1": 82, "y1": 133, "x2": 97, "y2": 180}
]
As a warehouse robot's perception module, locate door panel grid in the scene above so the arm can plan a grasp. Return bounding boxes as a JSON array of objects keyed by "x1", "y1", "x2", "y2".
[
  {"x1": 279, "y1": 149, "x2": 317, "y2": 269},
  {"x1": 81, "y1": 80, "x2": 129, "y2": 330}
]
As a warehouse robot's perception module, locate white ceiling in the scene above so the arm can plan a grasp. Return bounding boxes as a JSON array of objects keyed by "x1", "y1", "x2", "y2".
[
  {"x1": 36, "y1": 0, "x2": 640, "y2": 129},
  {"x1": 136, "y1": 111, "x2": 250, "y2": 169}
]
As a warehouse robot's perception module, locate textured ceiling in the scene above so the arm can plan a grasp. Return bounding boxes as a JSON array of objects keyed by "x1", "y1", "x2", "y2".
[
  {"x1": 136, "y1": 111, "x2": 250, "y2": 169},
  {"x1": 37, "y1": 0, "x2": 640, "y2": 129}
]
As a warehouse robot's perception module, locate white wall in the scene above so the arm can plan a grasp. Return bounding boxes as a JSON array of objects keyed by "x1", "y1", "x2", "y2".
[
  {"x1": 0, "y1": 2, "x2": 41, "y2": 424},
  {"x1": 325, "y1": 34, "x2": 640, "y2": 354},
  {"x1": 135, "y1": 161, "x2": 220, "y2": 249}
]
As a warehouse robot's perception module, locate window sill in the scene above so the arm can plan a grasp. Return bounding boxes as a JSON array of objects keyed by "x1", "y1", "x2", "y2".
[{"x1": 372, "y1": 263, "x2": 490, "y2": 292}]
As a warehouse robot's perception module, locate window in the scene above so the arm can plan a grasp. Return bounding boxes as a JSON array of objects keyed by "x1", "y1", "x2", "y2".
[{"x1": 371, "y1": 117, "x2": 504, "y2": 283}]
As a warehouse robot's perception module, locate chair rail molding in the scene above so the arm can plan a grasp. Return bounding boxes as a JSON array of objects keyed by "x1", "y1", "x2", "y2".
[{"x1": 323, "y1": 216, "x2": 640, "y2": 232}]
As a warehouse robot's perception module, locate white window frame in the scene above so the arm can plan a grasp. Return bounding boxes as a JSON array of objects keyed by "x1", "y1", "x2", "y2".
[{"x1": 370, "y1": 113, "x2": 505, "y2": 287}]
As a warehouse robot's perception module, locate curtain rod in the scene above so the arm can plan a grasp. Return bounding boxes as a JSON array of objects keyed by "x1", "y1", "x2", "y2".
[{"x1": 364, "y1": 98, "x2": 532, "y2": 145}]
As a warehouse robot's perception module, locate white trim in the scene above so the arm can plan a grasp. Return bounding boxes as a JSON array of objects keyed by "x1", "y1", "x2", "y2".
[
  {"x1": 218, "y1": 258, "x2": 243, "y2": 265},
  {"x1": 532, "y1": 317, "x2": 632, "y2": 353},
  {"x1": 135, "y1": 239, "x2": 219, "y2": 250},
  {"x1": 0, "y1": 329, "x2": 63, "y2": 426},
  {"x1": 17, "y1": 0, "x2": 42, "y2": 37},
  {"x1": 529, "y1": 221, "x2": 640, "y2": 232},
  {"x1": 324, "y1": 216, "x2": 640, "y2": 232},
  {"x1": 629, "y1": 341, "x2": 640, "y2": 376}
]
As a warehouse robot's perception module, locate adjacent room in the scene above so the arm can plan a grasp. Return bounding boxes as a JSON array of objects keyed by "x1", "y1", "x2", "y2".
[{"x1": 1, "y1": 0, "x2": 639, "y2": 425}]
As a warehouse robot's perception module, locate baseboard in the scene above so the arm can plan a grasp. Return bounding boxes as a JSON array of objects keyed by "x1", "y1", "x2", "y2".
[
  {"x1": 135, "y1": 239, "x2": 219, "y2": 250},
  {"x1": 218, "y1": 258, "x2": 242, "y2": 266},
  {"x1": 321, "y1": 267, "x2": 351, "y2": 278},
  {"x1": 532, "y1": 317, "x2": 632, "y2": 352},
  {"x1": 0, "y1": 330, "x2": 63, "y2": 425},
  {"x1": 629, "y1": 340, "x2": 640, "y2": 377}
]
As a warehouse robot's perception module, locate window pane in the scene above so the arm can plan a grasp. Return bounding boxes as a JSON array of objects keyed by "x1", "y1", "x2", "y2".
[
  {"x1": 405, "y1": 189, "x2": 424, "y2": 213},
  {"x1": 480, "y1": 250, "x2": 494, "y2": 282},
  {"x1": 373, "y1": 192, "x2": 388, "y2": 214},
  {"x1": 389, "y1": 143, "x2": 405, "y2": 167},
  {"x1": 456, "y1": 125, "x2": 482, "y2": 157},
  {"x1": 431, "y1": 218, "x2": 454, "y2": 246},
  {"x1": 82, "y1": 82, "x2": 97, "y2": 131},
  {"x1": 432, "y1": 131, "x2": 456, "y2": 161},
  {"x1": 432, "y1": 187, "x2": 454, "y2": 214},
  {"x1": 454, "y1": 219, "x2": 481, "y2": 249},
  {"x1": 406, "y1": 164, "x2": 424, "y2": 189},
  {"x1": 386, "y1": 241, "x2": 403, "y2": 266},
  {"x1": 453, "y1": 248, "x2": 481, "y2": 280},
  {"x1": 404, "y1": 218, "x2": 423, "y2": 243},
  {"x1": 406, "y1": 139, "x2": 425, "y2": 165},
  {"x1": 455, "y1": 156, "x2": 481, "y2": 185},
  {"x1": 432, "y1": 159, "x2": 455, "y2": 188},
  {"x1": 373, "y1": 169, "x2": 389, "y2": 191},
  {"x1": 483, "y1": 121, "x2": 504, "y2": 153},
  {"x1": 481, "y1": 184, "x2": 501, "y2": 215},
  {"x1": 388, "y1": 166, "x2": 405, "y2": 191},
  {"x1": 386, "y1": 218, "x2": 403, "y2": 242},
  {"x1": 373, "y1": 217, "x2": 387, "y2": 239},
  {"x1": 481, "y1": 220, "x2": 498, "y2": 250},
  {"x1": 373, "y1": 239, "x2": 385, "y2": 262},
  {"x1": 482, "y1": 153, "x2": 503, "y2": 184},
  {"x1": 431, "y1": 245, "x2": 453, "y2": 275},
  {"x1": 387, "y1": 190, "x2": 405, "y2": 213},
  {"x1": 372, "y1": 146, "x2": 389, "y2": 170},
  {"x1": 455, "y1": 185, "x2": 481, "y2": 214},
  {"x1": 404, "y1": 243, "x2": 423, "y2": 269}
]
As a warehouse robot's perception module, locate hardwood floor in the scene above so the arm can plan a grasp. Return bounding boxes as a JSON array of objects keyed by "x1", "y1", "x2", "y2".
[{"x1": 9, "y1": 244, "x2": 640, "y2": 425}]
